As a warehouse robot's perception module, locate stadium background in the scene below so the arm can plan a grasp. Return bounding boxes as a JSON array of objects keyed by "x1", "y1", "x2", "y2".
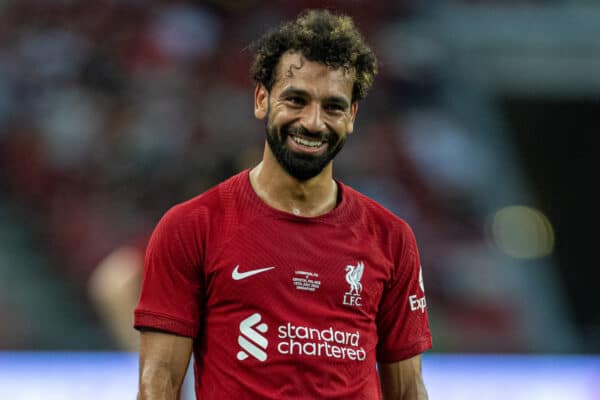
[{"x1": 0, "y1": 0, "x2": 598, "y2": 399}]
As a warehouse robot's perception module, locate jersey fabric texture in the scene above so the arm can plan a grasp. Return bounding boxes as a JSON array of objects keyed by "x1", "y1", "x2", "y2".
[{"x1": 134, "y1": 170, "x2": 432, "y2": 399}]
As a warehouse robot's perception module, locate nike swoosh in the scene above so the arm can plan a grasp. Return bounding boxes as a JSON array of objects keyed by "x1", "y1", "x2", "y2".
[{"x1": 232, "y1": 265, "x2": 275, "y2": 280}]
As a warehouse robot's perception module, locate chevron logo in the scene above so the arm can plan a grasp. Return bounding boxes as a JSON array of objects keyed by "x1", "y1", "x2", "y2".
[{"x1": 237, "y1": 313, "x2": 269, "y2": 362}]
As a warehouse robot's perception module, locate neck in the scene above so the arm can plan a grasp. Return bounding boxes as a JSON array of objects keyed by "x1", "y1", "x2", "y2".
[{"x1": 249, "y1": 143, "x2": 338, "y2": 217}]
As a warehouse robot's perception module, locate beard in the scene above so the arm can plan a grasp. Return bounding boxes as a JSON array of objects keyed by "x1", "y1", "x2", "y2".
[{"x1": 265, "y1": 119, "x2": 346, "y2": 181}]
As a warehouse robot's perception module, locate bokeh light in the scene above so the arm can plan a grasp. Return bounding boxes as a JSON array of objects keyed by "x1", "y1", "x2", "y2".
[{"x1": 492, "y1": 205, "x2": 555, "y2": 259}]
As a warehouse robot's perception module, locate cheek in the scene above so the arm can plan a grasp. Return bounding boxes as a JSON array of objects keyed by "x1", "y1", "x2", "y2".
[
  {"x1": 329, "y1": 116, "x2": 352, "y2": 135},
  {"x1": 266, "y1": 111, "x2": 291, "y2": 135}
]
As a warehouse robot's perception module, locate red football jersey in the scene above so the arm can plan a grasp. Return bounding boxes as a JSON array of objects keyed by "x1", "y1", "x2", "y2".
[{"x1": 135, "y1": 170, "x2": 432, "y2": 399}]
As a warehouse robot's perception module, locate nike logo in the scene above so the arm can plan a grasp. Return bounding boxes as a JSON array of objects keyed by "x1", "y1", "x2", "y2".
[{"x1": 232, "y1": 265, "x2": 275, "y2": 280}]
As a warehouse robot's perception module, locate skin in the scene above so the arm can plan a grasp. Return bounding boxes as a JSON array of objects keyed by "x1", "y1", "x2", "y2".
[
  {"x1": 138, "y1": 330, "x2": 192, "y2": 400},
  {"x1": 380, "y1": 355, "x2": 429, "y2": 400},
  {"x1": 138, "y1": 51, "x2": 428, "y2": 399}
]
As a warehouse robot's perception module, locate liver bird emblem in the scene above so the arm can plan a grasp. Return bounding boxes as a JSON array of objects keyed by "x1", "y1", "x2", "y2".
[{"x1": 345, "y1": 262, "x2": 364, "y2": 295}]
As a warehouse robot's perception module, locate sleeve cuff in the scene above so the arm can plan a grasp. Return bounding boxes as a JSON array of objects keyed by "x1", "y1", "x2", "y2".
[
  {"x1": 134, "y1": 310, "x2": 199, "y2": 338},
  {"x1": 377, "y1": 336, "x2": 432, "y2": 363}
]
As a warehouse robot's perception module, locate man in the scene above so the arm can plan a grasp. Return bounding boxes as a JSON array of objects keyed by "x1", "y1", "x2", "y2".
[{"x1": 135, "y1": 9, "x2": 432, "y2": 400}]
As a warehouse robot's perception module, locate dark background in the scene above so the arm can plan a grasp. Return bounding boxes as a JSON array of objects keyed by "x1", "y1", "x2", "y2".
[{"x1": 502, "y1": 98, "x2": 598, "y2": 346}]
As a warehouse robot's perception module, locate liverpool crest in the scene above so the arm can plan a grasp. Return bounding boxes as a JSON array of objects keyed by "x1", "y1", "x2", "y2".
[{"x1": 343, "y1": 261, "x2": 364, "y2": 307}]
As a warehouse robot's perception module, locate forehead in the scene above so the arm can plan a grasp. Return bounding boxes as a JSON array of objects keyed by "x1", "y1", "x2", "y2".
[{"x1": 272, "y1": 52, "x2": 354, "y2": 99}]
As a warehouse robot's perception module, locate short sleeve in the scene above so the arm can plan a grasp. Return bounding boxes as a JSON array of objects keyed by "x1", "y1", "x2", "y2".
[
  {"x1": 134, "y1": 204, "x2": 205, "y2": 338},
  {"x1": 376, "y1": 223, "x2": 432, "y2": 362}
]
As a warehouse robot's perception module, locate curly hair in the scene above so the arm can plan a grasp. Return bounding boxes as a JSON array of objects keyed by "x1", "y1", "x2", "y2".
[{"x1": 250, "y1": 9, "x2": 378, "y2": 103}]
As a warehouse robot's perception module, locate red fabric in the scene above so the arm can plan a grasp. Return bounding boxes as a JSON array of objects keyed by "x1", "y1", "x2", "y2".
[{"x1": 135, "y1": 169, "x2": 432, "y2": 399}]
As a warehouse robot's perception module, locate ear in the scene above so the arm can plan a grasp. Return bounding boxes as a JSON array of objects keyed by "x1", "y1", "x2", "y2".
[
  {"x1": 254, "y1": 84, "x2": 269, "y2": 120},
  {"x1": 346, "y1": 102, "x2": 358, "y2": 134}
]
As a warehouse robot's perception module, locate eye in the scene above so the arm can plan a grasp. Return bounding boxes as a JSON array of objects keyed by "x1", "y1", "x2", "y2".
[
  {"x1": 286, "y1": 96, "x2": 305, "y2": 106},
  {"x1": 324, "y1": 103, "x2": 345, "y2": 112}
]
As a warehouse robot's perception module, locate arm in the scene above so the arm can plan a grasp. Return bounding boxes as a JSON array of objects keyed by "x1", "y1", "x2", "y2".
[
  {"x1": 138, "y1": 330, "x2": 193, "y2": 400},
  {"x1": 379, "y1": 354, "x2": 428, "y2": 400}
]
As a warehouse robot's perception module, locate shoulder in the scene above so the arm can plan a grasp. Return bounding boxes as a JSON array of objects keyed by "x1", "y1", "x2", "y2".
[
  {"x1": 164, "y1": 171, "x2": 246, "y2": 221},
  {"x1": 145, "y1": 172, "x2": 248, "y2": 263},
  {"x1": 341, "y1": 183, "x2": 419, "y2": 279},
  {"x1": 341, "y1": 182, "x2": 414, "y2": 237},
  {"x1": 154, "y1": 171, "x2": 247, "y2": 237}
]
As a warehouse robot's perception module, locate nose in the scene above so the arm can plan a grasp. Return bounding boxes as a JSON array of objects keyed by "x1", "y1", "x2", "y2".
[{"x1": 300, "y1": 102, "x2": 326, "y2": 134}]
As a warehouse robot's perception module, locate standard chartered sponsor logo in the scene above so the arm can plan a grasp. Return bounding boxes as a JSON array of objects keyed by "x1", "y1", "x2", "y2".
[
  {"x1": 236, "y1": 315, "x2": 367, "y2": 362},
  {"x1": 277, "y1": 323, "x2": 366, "y2": 361},
  {"x1": 237, "y1": 313, "x2": 269, "y2": 361}
]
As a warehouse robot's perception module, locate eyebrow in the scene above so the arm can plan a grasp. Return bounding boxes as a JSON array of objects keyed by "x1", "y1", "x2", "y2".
[{"x1": 279, "y1": 87, "x2": 351, "y2": 109}]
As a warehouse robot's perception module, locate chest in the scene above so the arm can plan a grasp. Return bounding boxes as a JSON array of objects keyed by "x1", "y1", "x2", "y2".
[{"x1": 202, "y1": 218, "x2": 394, "y2": 324}]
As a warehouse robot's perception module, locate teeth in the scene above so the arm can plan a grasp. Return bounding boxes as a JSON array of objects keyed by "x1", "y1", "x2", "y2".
[{"x1": 292, "y1": 136, "x2": 323, "y2": 148}]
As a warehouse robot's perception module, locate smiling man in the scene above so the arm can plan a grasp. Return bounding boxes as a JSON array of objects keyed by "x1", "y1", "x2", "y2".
[
  {"x1": 261, "y1": 50, "x2": 355, "y2": 183},
  {"x1": 135, "y1": 9, "x2": 432, "y2": 400}
]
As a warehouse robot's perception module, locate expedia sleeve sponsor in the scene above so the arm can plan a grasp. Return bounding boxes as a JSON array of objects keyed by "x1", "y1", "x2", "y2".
[{"x1": 409, "y1": 294, "x2": 427, "y2": 313}]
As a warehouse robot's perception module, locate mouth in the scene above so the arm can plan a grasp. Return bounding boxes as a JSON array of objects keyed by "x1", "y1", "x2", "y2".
[{"x1": 287, "y1": 133, "x2": 329, "y2": 154}]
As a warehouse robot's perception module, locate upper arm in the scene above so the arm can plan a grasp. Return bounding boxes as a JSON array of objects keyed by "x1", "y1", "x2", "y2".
[
  {"x1": 376, "y1": 223, "x2": 432, "y2": 362},
  {"x1": 379, "y1": 354, "x2": 428, "y2": 400},
  {"x1": 138, "y1": 330, "x2": 193, "y2": 400},
  {"x1": 134, "y1": 205, "x2": 205, "y2": 338}
]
